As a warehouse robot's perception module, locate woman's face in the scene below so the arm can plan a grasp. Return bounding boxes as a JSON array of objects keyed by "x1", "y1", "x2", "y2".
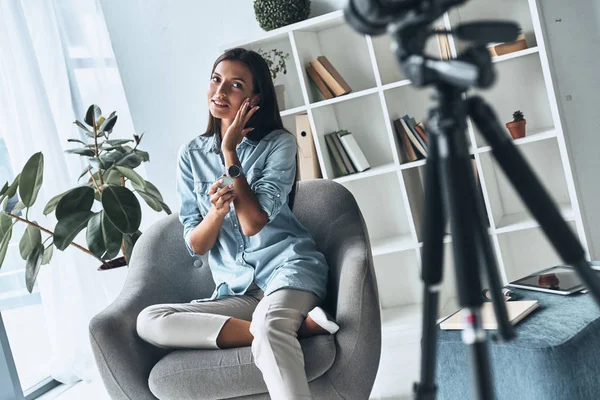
[{"x1": 208, "y1": 60, "x2": 257, "y2": 121}]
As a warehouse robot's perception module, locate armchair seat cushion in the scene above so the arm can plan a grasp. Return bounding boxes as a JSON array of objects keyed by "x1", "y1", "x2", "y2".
[{"x1": 149, "y1": 335, "x2": 336, "y2": 400}]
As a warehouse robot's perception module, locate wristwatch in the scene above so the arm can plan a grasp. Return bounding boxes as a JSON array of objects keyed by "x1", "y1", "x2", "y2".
[{"x1": 227, "y1": 164, "x2": 243, "y2": 178}]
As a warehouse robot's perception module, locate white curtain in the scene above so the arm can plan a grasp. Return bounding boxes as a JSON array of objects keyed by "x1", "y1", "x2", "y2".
[{"x1": 0, "y1": 0, "x2": 137, "y2": 385}]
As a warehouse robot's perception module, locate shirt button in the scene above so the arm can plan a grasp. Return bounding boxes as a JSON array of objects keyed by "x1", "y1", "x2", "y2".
[{"x1": 239, "y1": 244, "x2": 243, "y2": 248}]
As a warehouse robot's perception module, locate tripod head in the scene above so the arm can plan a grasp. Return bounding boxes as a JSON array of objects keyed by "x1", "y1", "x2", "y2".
[{"x1": 345, "y1": 0, "x2": 520, "y2": 90}]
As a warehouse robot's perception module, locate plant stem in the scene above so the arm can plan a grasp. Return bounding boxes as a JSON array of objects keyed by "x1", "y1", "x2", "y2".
[
  {"x1": 93, "y1": 123, "x2": 104, "y2": 186},
  {"x1": 6, "y1": 212, "x2": 110, "y2": 268},
  {"x1": 88, "y1": 168, "x2": 102, "y2": 193}
]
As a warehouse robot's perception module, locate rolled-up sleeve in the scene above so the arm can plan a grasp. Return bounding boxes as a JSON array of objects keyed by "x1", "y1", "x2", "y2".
[
  {"x1": 176, "y1": 144, "x2": 201, "y2": 256},
  {"x1": 252, "y1": 133, "x2": 297, "y2": 222}
]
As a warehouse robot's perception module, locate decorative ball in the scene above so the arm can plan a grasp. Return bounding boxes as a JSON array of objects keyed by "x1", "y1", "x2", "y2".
[{"x1": 254, "y1": 0, "x2": 311, "y2": 32}]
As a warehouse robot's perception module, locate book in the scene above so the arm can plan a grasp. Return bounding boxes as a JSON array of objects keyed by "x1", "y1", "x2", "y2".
[
  {"x1": 439, "y1": 300, "x2": 539, "y2": 330},
  {"x1": 407, "y1": 116, "x2": 427, "y2": 152},
  {"x1": 310, "y1": 56, "x2": 352, "y2": 97},
  {"x1": 415, "y1": 122, "x2": 429, "y2": 145},
  {"x1": 324, "y1": 133, "x2": 348, "y2": 176},
  {"x1": 393, "y1": 119, "x2": 419, "y2": 163},
  {"x1": 332, "y1": 130, "x2": 356, "y2": 174},
  {"x1": 295, "y1": 114, "x2": 322, "y2": 181},
  {"x1": 306, "y1": 64, "x2": 334, "y2": 100},
  {"x1": 338, "y1": 131, "x2": 370, "y2": 172},
  {"x1": 435, "y1": 27, "x2": 451, "y2": 60},
  {"x1": 399, "y1": 117, "x2": 427, "y2": 158}
]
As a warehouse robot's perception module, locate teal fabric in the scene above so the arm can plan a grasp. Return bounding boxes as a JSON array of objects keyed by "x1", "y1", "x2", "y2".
[
  {"x1": 176, "y1": 129, "x2": 329, "y2": 303},
  {"x1": 436, "y1": 289, "x2": 600, "y2": 399}
]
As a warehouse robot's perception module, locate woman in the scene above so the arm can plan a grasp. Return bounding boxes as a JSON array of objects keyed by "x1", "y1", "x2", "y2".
[{"x1": 137, "y1": 48, "x2": 339, "y2": 399}]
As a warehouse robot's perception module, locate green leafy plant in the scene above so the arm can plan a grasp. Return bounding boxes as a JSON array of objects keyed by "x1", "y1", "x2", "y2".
[
  {"x1": 253, "y1": 0, "x2": 311, "y2": 32},
  {"x1": 512, "y1": 110, "x2": 525, "y2": 122},
  {"x1": 0, "y1": 104, "x2": 171, "y2": 292},
  {"x1": 258, "y1": 48, "x2": 290, "y2": 80}
]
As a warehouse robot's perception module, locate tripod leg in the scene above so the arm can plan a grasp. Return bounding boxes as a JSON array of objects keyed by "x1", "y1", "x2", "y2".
[
  {"x1": 414, "y1": 131, "x2": 446, "y2": 400},
  {"x1": 432, "y1": 93, "x2": 495, "y2": 400},
  {"x1": 467, "y1": 96, "x2": 600, "y2": 302}
]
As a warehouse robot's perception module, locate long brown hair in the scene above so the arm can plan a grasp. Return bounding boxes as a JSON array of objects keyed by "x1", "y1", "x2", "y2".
[{"x1": 202, "y1": 48, "x2": 299, "y2": 209}]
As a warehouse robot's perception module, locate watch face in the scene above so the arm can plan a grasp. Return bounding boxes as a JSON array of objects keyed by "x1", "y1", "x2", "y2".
[{"x1": 228, "y1": 164, "x2": 242, "y2": 177}]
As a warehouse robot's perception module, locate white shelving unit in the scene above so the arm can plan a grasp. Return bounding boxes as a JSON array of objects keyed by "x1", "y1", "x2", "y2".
[{"x1": 223, "y1": 1, "x2": 590, "y2": 397}]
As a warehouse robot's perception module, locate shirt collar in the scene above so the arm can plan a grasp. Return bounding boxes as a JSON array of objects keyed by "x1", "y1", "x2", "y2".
[{"x1": 210, "y1": 132, "x2": 258, "y2": 153}]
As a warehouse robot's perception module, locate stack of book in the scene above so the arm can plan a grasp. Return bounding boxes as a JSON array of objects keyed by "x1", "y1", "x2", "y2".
[
  {"x1": 324, "y1": 130, "x2": 370, "y2": 177},
  {"x1": 392, "y1": 114, "x2": 429, "y2": 163},
  {"x1": 306, "y1": 55, "x2": 352, "y2": 100}
]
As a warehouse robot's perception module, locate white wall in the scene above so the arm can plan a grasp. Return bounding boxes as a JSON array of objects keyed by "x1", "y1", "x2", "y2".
[
  {"x1": 99, "y1": 0, "x2": 346, "y2": 220},
  {"x1": 538, "y1": 0, "x2": 600, "y2": 259}
]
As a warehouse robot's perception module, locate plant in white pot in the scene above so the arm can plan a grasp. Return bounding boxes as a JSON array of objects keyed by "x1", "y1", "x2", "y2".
[{"x1": 258, "y1": 48, "x2": 290, "y2": 111}]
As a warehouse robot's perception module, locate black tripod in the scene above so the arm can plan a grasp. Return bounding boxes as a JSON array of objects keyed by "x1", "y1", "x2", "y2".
[{"x1": 344, "y1": 1, "x2": 600, "y2": 399}]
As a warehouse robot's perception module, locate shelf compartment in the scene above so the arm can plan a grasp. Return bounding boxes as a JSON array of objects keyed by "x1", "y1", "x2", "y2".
[
  {"x1": 477, "y1": 128, "x2": 557, "y2": 153},
  {"x1": 470, "y1": 52, "x2": 554, "y2": 148},
  {"x1": 498, "y1": 222, "x2": 578, "y2": 283},
  {"x1": 448, "y1": 0, "x2": 538, "y2": 55},
  {"x1": 374, "y1": 250, "x2": 422, "y2": 309},
  {"x1": 479, "y1": 138, "x2": 572, "y2": 231},
  {"x1": 293, "y1": 18, "x2": 377, "y2": 104},
  {"x1": 236, "y1": 33, "x2": 305, "y2": 112},
  {"x1": 402, "y1": 162, "x2": 490, "y2": 243},
  {"x1": 311, "y1": 93, "x2": 392, "y2": 179},
  {"x1": 370, "y1": 15, "x2": 446, "y2": 86},
  {"x1": 342, "y1": 173, "x2": 415, "y2": 258}
]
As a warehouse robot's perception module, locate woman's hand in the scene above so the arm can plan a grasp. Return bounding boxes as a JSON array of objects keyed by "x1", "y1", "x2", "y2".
[
  {"x1": 221, "y1": 98, "x2": 260, "y2": 153},
  {"x1": 208, "y1": 176, "x2": 236, "y2": 218}
]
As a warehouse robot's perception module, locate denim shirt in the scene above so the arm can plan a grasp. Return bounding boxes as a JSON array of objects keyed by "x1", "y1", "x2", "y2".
[{"x1": 176, "y1": 129, "x2": 329, "y2": 302}]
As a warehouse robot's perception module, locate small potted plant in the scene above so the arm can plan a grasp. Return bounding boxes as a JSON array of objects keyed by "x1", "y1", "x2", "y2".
[
  {"x1": 506, "y1": 110, "x2": 526, "y2": 139},
  {"x1": 258, "y1": 48, "x2": 290, "y2": 110}
]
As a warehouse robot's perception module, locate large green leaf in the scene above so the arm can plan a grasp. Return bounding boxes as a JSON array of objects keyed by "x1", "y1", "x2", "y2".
[
  {"x1": 42, "y1": 244, "x2": 53, "y2": 265},
  {"x1": 19, "y1": 153, "x2": 44, "y2": 207},
  {"x1": 88, "y1": 158, "x2": 105, "y2": 170},
  {"x1": 85, "y1": 105, "x2": 102, "y2": 127},
  {"x1": 65, "y1": 147, "x2": 96, "y2": 157},
  {"x1": 11, "y1": 201, "x2": 26, "y2": 215},
  {"x1": 43, "y1": 189, "x2": 71, "y2": 216},
  {"x1": 134, "y1": 149, "x2": 149, "y2": 162},
  {"x1": 99, "y1": 115, "x2": 118, "y2": 133},
  {"x1": 105, "y1": 139, "x2": 132, "y2": 146},
  {"x1": 53, "y1": 211, "x2": 94, "y2": 251},
  {"x1": 115, "y1": 153, "x2": 142, "y2": 169},
  {"x1": 74, "y1": 120, "x2": 94, "y2": 138},
  {"x1": 101, "y1": 186, "x2": 141, "y2": 234},
  {"x1": 55, "y1": 186, "x2": 95, "y2": 220},
  {"x1": 123, "y1": 230, "x2": 142, "y2": 263},
  {"x1": 25, "y1": 243, "x2": 44, "y2": 293},
  {"x1": 86, "y1": 211, "x2": 122, "y2": 260},
  {"x1": 5, "y1": 173, "x2": 20, "y2": 199},
  {"x1": 102, "y1": 212, "x2": 122, "y2": 259},
  {"x1": 67, "y1": 138, "x2": 88, "y2": 145},
  {"x1": 115, "y1": 166, "x2": 145, "y2": 188},
  {"x1": 99, "y1": 151, "x2": 125, "y2": 169},
  {"x1": 19, "y1": 224, "x2": 42, "y2": 261},
  {"x1": 136, "y1": 190, "x2": 162, "y2": 212},
  {"x1": 0, "y1": 182, "x2": 8, "y2": 197},
  {"x1": 104, "y1": 169, "x2": 123, "y2": 186},
  {"x1": 0, "y1": 218, "x2": 13, "y2": 270},
  {"x1": 133, "y1": 180, "x2": 171, "y2": 214}
]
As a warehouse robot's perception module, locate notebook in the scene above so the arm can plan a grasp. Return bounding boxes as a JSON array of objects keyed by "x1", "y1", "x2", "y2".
[{"x1": 439, "y1": 300, "x2": 539, "y2": 330}]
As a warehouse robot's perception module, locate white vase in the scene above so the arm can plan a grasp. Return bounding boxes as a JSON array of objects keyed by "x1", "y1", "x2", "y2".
[{"x1": 275, "y1": 84, "x2": 285, "y2": 110}]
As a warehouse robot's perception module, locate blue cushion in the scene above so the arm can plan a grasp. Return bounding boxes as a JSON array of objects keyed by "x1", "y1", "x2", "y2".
[{"x1": 436, "y1": 289, "x2": 600, "y2": 399}]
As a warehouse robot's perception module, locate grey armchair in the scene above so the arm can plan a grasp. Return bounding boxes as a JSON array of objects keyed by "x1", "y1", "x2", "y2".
[{"x1": 89, "y1": 179, "x2": 381, "y2": 399}]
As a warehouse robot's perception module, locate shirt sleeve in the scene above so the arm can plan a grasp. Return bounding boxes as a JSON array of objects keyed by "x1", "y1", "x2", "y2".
[
  {"x1": 252, "y1": 132, "x2": 297, "y2": 223},
  {"x1": 176, "y1": 143, "x2": 202, "y2": 256}
]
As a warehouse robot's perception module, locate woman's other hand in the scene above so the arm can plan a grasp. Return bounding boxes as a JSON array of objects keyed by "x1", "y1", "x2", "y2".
[{"x1": 208, "y1": 177, "x2": 236, "y2": 218}]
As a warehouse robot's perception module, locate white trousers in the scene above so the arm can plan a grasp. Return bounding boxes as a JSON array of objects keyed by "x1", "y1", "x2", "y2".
[{"x1": 136, "y1": 282, "x2": 321, "y2": 400}]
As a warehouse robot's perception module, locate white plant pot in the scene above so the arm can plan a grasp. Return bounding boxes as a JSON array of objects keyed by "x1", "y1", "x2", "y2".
[{"x1": 275, "y1": 84, "x2": 286, "y2": 110}]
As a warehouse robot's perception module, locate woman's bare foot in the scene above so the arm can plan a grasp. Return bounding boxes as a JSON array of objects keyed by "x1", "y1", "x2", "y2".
[
  {"x1": 298, "y1": 315, "x2": 331, "y2": 337},
  {"x1": 298, "y1": 307, "x2": 339, "y2": 337}
]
